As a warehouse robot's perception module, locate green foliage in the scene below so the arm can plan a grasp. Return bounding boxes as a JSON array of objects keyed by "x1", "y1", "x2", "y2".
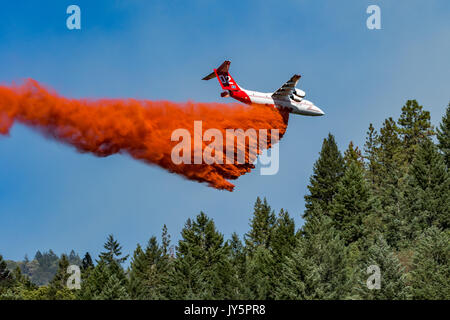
[
  {"x1": 303, "y1": 133, "x2": 345, "y2": 220},
  {"x1": 0, "y1": 254, "x2": 14, "y2": 293},
  {"x1": 99, "y1": 234, "x2": 129, "y2": 265},
  {"x1": 329, "y1": 162, "x2": 373, "y2": 245},
  {"x1": 344, "y1": 141, "x2": 364, "y2": 168},
  {"x1": 397, "y1": 100, "x2": 434, "y2": 164},
  {"x1": 79, "y1": 235, "x2": 129, "y2": 300},
  {"x1": 402, "y1": 139, "x2": 450, "y2": 240},
  {"x1": 244, "y1": 245, "x2": 275, "y2": 299},
  {"x1": 410, "y1": 227, "x2": 450, "y2": 300},
  {"x1": 277, "y1": 214, "x2": 355, "y2": 299},
  {"x1": 168, "y1": 212, "x2": 233, "y2": 299},
  {"x1": 1, "y1": 100, "x2": 448, "y2": 301},
  {"x1": 356, "y1": 236, "x2": 410, "y2": 299},
  {"x1": 228, "y1": 233, "x2": 246, "y2": 299},
  {"x1": 245, "y1": 197, "x2": 275, "y2": 252},
  {"x1": 437, "y1": 103, "x2": 450, "y2": 167},
  {"x1": 128, "y1": 231, "x2": 172, "y2": 300},
  {"x1": 94, "y1": 273, "x2": 129, "y2": 300}
]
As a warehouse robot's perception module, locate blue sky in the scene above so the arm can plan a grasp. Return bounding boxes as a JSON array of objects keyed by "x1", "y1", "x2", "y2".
[{"x1": 0, "y1": 0, "x2": 449, "y2": 262}]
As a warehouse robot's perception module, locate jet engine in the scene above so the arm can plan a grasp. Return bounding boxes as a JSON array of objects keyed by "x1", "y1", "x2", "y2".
[
  {"x1": 290, "y1": 95, "x2": 302, "y2": 102},
  {"x1": 221, "y1": 91, "x2": 230, "y2": 97},
  {"x1": 294, "y1": 88, "x2": 306, "y2": 98}
]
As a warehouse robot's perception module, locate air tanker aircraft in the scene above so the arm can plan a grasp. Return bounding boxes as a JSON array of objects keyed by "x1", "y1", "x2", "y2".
[{"x1": 202, "y1": 60, "x2": 325, "y2": 116}]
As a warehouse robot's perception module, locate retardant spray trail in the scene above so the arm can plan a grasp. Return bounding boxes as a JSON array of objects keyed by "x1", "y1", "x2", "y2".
[{"x1": 0, "y1": 80, "x2": 289, "y2": 191}]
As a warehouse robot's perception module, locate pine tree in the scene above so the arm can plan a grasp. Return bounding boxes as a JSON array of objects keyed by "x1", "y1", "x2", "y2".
[
  {"x1": 169, "y1": 212, "x2": 233, "y2": 299},
  {"x1": 364, "y1": 123, "x2": 381, "y2": 185},
  {"x1": 128, "y1": 243, "x2": 148, "y2": 299},
  {"x1": 22, "y1": 255, "x2": 30, "y2": 276},
  {"x1": 0, "y1": 254, "x2": 14, "y2": 293},
  {"x1": 80, "y1": 235, "x2": 128, "y2": 299},
  {"x1": 245, "y1": 197, "x2": 275, "y2": 252},
  {"x1": 81, "y1": 252, "x2": 94, "y2": 271},
  {"x1": 304, "y1": 133, "x2": 345, "y2": 220},
  {"x1": 366, "y1": 118, "x2": 406, "y2": 248},
  {"x1": 402, "y1": 139, "x2": 450, "y2": 239},
  {"x1": 329, "y1": 161, "x2": 373, "y2": 245},
  {"x1": 410, "y1": 227, "x2": 450, "y2": 300},
  {"x1": 356, "y1": 236, "x2": 410, "y2": 299},
  {"x1": 437, "y1": 103, "x2": 450, "y2": 167},
  {"x1": 161, "y1": 224, "x2": 172, "y2": 257},
  {"x1": 228, "y1": 233, "x2": 246, "y2": 299},
  {"x1": 271, "y1": 209, "x2": 296, "y2": 264},
  {"x1": 49, "y1": 254, "x2": 70, "y2": 290},
  {"x1": 276, "y1": 213, "x2": 354, "y2": 299},
  {"x1": 128, "y1": 232, "x2": 171, "y2": 300},
  {"x1": 99, "y1": 234, "x2": 129, "y2": 265},
  {"x1": 377, "y1": 117, "x2": 404, "y2": 177},
  {"x1": 148, "y1": 226, "x2": 173, "y2": 299},
  {"x1": 244, "y1": 245, "x2": 275, "y2": 300},
  {"x1": 344, "y1": 141, "x2": 364, "y2": 168},
  {"x1": 95, "y1": 273, "x2": 129, "y2": 300},
  {"x1": 78, "y1": 260, "x2": 110, "y2": 299},
  {"x1": 397, "y1": 100, "x2": 434, "y2": 165}
]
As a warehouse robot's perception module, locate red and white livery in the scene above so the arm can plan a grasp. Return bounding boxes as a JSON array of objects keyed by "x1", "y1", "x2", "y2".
[{"x1": 202, "y1": 60, "x2": 324, "y2": 116}]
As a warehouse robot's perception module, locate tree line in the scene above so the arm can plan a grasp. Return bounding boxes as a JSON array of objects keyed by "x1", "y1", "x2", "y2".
[{"x1": 0, "y1": 100, "x2": 449, "y2": 300}]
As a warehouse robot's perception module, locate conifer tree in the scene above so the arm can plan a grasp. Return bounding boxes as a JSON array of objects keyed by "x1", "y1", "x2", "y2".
[
  {"x1": 228, "y1": 233, "x2": 246, "y2": 299},
  {"x1": 78, "y1": 260, "x2": 110, "y2": 299},
  {"x1": 161, "y1": 224, "x2": 172, "y2": 257},
  {"x1": 245, "y1": 197, "x2": 275, "y2": 252},
  {"x1": 410, "y1": 227, "x2": 450, "y2": 300},
  {"x1": 148, "y1": 226, "x2": 173, "y2": 299},
  {"x1": 366, "y1": 118, "x2": 405, "y2": 248},
  {"x1": 99, "y1": 234, "x2": 129, "y2": 265},
  {"x1": 397, "y1": 100, "x2": 434, "y2": 165},
  {"x1": 329, "y1": 162, "x2": 373, "y2": 245},
  {"x1": 128, "y1": 243, "x2": 148, "y2": 299},
  {"x1": 244, "y1": 245, "x2": 275, "y2": 300},
  {"x1": 81, "y1": 252, "x2": 94, "y2": 271},
  {"x1": 95, "y1": 273, "x2": 129, "y2": 300},
  {"x1": 364, "y1": 123, "x2": 381, "y2": 185},
  {"x1": 304, "y1": 133, "x2": 345, "y2": 220},
  {"x1": 344, "y1": 141, "x2": 364, "y2": 168},
  {"x1": 437, "y1": 103, "x2": 450, "y2": 167},
  {"x1": 80, "y1": 235, "x2": 129, "y2": 299},
  {"x1": 169, "y1": 212, "x2": 233, "y2": 299},
  {"x1": 277, "y1": 213, "x2": 354, "y2": 299},
  {"x1": 356, "y1": 236, "x2": 410, "y2": 299},
  {"x1": 270, "y1": 208, "x2": 296, "y2": 292},
  {"x1": 0, "y1": 254, "x2": 14, "y2": 293},
  {"x1": 49, "y1": 254, "x2": 70, "y2": 291},
  {"x1": 402, "y1": 139, "x2": 450, "y2": 239}
]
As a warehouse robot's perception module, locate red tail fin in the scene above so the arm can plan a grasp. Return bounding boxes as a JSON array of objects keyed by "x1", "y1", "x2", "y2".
[{"x1": 202, "y1": 60, "x2": 240, "y2": 91}]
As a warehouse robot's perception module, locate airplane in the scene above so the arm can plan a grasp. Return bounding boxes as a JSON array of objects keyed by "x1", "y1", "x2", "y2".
[{"x1": 202, "y1": 60, "x2": 324, "y2": 116}]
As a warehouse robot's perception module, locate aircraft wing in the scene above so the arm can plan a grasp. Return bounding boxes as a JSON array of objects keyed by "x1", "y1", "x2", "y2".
[{"x1": 271, "y1": 74, "x2": 301, "y2": 99}]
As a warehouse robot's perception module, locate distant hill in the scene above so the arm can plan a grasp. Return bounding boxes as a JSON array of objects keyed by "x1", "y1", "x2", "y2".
[{"x1": 6, "y1": 250, "x2": 81, "y2": 286}]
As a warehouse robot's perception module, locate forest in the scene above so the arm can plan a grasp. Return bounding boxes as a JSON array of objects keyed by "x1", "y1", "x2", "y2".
[{"x1": 0, "y1": 100, "x2": 449, "y2": 300}]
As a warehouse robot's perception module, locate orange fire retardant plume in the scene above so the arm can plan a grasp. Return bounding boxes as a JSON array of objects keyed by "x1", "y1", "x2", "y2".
[{"x1": 0, "y1": 80, "x2": 289, "y2": 191}]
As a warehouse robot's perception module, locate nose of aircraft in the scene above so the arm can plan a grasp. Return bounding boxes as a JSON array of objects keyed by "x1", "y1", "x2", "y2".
[{"x1": 314, "y1": 105, "x2": 325, "y2": 116}]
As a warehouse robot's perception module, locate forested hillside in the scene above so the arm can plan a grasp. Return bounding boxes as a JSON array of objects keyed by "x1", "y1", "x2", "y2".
[{"x1": 1, "y1": 100, "x2": 448, "y2": 300}]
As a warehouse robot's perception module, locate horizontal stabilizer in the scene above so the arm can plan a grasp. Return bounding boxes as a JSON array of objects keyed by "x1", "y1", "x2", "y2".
[{"x1": 202, "y1": 71, "x2": 216, "y2": 81}]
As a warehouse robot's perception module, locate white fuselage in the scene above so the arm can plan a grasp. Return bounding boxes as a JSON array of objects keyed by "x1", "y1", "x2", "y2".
[{"x1": 241, "y1": 88, "x2": 325, "y2": 116}]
